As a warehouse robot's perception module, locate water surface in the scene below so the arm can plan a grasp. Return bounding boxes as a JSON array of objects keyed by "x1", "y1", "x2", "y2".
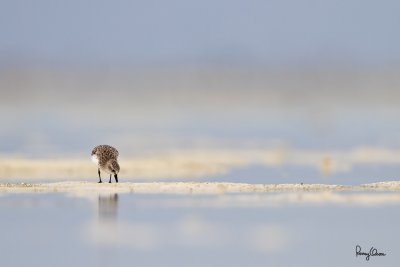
[{"x1": 0, "y1": 191, "x2": 397, "y2": 267}]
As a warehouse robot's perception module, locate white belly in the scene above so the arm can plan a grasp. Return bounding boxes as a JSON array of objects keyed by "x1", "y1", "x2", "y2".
[{"x1": 91, "y1": 155, "x2": 99, "y2": 165}]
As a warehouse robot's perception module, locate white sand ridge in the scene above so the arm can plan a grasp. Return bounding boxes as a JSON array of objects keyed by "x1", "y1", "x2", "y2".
[
  {"x1": 1, "y1": 181, "x2": 400, "y2": 207},
  {"x1": 0, "y1": 181, "x2": 399, "y2": 194}
]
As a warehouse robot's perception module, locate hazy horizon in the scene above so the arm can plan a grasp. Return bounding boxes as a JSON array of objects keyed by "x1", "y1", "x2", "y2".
[{"x1": 2, "y1": 0, "x2": 400, "y2": 67}]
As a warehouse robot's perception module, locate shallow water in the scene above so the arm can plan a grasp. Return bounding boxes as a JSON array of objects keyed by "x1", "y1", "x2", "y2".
[
  {"x1": 0, "y1": 191, "x2": 397, "y2": 267},
  {"x1": 207, "y1": 163, "x2": 400, "y2": 185}
]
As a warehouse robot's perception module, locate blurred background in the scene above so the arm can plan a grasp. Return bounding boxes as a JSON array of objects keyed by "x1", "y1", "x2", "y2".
[{"x1": 1, "y1": 0, "x2": 400, "y2": 184}]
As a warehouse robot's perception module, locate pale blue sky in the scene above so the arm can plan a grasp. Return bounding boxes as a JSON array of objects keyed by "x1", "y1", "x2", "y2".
[{"x1": 1, "y1": 0, "x2": 400, "y2": 66}]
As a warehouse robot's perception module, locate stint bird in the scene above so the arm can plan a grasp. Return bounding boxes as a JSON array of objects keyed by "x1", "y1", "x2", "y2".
[{"x1": 91, "y1": 145, "x2": 120, "y2": 183}]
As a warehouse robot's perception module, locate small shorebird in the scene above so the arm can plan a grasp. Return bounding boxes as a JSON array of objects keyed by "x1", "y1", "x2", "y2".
[{"x1": 91, "y1": 145, "x2": 120, "y2": 183}]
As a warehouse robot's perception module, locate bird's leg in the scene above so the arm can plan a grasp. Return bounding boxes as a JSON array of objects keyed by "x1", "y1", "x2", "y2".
[
  {"x1": 98, "y1": 168, "x2": 102, "y2": 183},
  {"x1": 109, "y1": 174, "x2": 112, "y2": 183},
  {"x1": 114, "y1": 174, "x2": 118, "y2": 183}
]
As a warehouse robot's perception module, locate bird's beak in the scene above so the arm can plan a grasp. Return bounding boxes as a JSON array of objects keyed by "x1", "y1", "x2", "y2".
[{"x1": 114, "y1": 174, "x2": 118, "y2": 183}]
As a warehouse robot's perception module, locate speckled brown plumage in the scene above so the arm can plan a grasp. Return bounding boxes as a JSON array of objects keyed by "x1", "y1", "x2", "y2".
[{"x1": 91, "y1": 145, "x2": 120, "y2": 183}]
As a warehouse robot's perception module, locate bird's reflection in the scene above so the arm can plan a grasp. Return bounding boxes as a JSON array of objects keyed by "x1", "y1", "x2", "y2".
[{"x1": 98, "y1": 194, "x2": 119, "y2": 223}]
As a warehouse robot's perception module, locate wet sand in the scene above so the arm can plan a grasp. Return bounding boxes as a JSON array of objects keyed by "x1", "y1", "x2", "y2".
[{"x1": 0, "y1": 181, "x2": 400, "y2": 207}]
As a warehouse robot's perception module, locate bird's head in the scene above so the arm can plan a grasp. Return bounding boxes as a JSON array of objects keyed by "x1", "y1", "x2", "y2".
[{"x1": 90, "y1": 148, "x2": 99, "y2": 165}]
